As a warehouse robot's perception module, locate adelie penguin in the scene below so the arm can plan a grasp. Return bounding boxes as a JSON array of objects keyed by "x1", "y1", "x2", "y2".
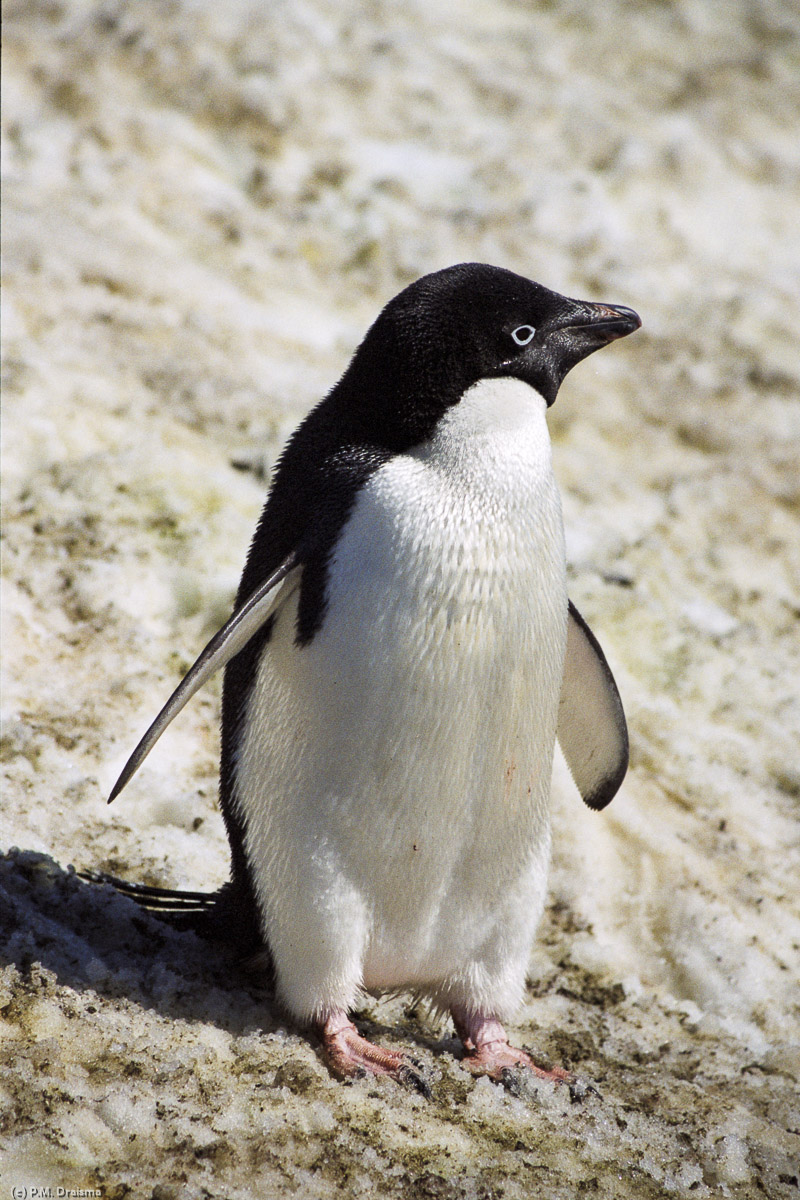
[{"x1": 98, "y1": 262, "x2": 640, "y2": 1092}]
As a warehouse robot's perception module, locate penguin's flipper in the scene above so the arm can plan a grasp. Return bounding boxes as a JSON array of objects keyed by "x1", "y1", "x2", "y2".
[
  {"x1": 108, "y1": 551, "x2": 301, "y2": 803},
  {"x1": 557, "y1": 600, "x2": 629, "y2": 811}
]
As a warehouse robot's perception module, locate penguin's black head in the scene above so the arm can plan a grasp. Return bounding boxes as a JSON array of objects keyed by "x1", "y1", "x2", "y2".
[{"x1": 341, "y1": 263, "x2": 640, "y2": 447}]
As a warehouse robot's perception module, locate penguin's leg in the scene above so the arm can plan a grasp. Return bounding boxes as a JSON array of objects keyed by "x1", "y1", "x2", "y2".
[
  {"x1": 450, "y1": 1007, "x2": 570, "y2": 1083},
  {"x1": 250, "y1": 848, "x2": 430, "y2": 1093},
  {"x1": 317, "y1": 1011, "x2": 430, "y2": 1096}
]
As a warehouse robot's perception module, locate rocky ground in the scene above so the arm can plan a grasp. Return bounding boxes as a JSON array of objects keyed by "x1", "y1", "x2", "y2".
[{"x1": 2, "y1": 1, "x2": 799, "y2": 1196}]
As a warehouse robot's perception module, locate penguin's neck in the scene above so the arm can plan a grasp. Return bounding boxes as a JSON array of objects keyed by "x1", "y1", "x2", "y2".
[
  {"x1": 327, "y1": 374, "x2": 564, "y2": 624},
  {"x1": 410, "y1": 376, "x2": 557, "y2": 515}
]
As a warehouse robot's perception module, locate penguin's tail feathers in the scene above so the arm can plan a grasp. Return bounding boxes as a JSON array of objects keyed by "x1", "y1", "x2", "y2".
[{"x1": 78, "y1": 868, "x2": 222, "y2": 934}]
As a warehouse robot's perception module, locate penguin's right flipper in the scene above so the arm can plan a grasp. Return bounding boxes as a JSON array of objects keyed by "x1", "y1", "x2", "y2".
[
  {"x1": 557, "y1": 600, "x2": 629, "y2": 811},
  {"x1": 108, "y1": 551, "x2": 301, "y2": 803}
]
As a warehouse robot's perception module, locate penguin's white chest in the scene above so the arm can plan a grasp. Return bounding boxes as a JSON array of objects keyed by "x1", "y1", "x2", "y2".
[{"x1": 236, "y1": 378, "x2": 568, "y2": 1016}]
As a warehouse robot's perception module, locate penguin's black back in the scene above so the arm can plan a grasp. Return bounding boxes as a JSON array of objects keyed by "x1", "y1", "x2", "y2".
[{"x1": 219, "y1": 399, "x2": 402, "y2": 945}]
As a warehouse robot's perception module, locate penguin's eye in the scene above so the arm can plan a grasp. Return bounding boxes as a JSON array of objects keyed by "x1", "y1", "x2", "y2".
[{"x1": 511, "y1": 325, "x2": 536, "y2": 346}]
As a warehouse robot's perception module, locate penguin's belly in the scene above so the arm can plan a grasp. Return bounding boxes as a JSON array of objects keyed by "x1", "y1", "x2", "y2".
[{"x1": 235, "y1": 381, "x2": 568, "y2": 1013}]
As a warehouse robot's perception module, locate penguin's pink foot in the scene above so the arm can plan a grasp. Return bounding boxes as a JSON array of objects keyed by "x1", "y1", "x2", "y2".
[
  {"x1": 451, "y1": 1009, "x2": 571, "y2": 1084},
  {"x1": 318, "y1": 1012, "x2": 431, "y2": 1097}
]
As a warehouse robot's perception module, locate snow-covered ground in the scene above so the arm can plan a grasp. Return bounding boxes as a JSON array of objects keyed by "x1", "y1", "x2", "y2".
[{"x1": 2, "y1": 1, "x2": 799, "y2": 1195}]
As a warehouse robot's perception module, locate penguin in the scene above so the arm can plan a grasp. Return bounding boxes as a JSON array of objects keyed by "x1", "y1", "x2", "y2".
[{"x1": 100, "y1": 263, "x2": 639, "y2": 1092}]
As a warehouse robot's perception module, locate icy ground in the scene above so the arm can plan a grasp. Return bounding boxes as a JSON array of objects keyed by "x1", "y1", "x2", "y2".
[{"x1": 2, "y1": 1, "x2": 799, "y2": 1196}]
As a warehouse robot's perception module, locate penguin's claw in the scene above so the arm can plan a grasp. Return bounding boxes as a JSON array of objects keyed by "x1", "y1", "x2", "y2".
[
  {"x1": 451, "y1": 1009, "x2": 571, "y2": 1084},
  {"x1": 461, "y1": 1039, "x2": 571, "y2": 1084},
  {"x1": 319, "y1": 1015, "x2": 431, "y2": 1097}
]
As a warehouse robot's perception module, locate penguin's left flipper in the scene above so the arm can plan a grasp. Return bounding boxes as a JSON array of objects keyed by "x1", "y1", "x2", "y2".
[
  {"x1": 557, "y1": 601, "x2": 629, "y2": 811},
  {"x1": 108, "y1": 550, "x2": 301, "y2": 803}
]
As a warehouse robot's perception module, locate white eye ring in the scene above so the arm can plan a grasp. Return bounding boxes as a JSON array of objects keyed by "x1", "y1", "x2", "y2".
[{"x1": 511, "y1": 325, "x2": 536, "y2": 346}]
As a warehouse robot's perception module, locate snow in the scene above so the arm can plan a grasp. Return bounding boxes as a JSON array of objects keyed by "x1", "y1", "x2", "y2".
[{"x1": 2, "y1": 0, "x2": 800, "y2": 1196}]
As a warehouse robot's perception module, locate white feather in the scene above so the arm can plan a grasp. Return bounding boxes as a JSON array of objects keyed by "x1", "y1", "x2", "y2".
[{"x1": 234, "y1": 377, "x2": 568, "y2": 1022}]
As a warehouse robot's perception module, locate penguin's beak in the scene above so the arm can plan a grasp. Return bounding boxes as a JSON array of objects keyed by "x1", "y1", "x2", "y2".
[
  {"x1": 541, "y1": 300, "x2": 641, "y2": 389},
  {"x1": 508, "y1": 297, "x2": 641, "y2": 406},
  {"x1": 562, "y1": 303, "x2": 641, "y2": 345}
]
